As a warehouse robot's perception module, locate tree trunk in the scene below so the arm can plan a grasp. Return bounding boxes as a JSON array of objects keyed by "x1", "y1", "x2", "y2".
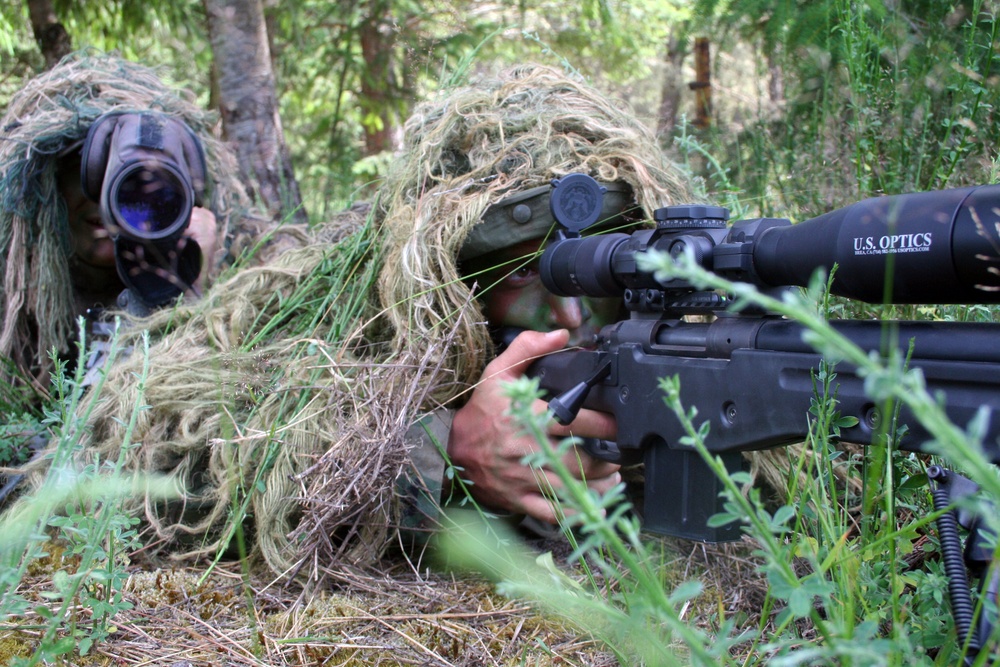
[
  {"x1": 359, "y1": 0, "x2": 396, "y2": 155},
  {"x1": 657, "y1": 25, "x2": 688, "y2": 136},
  {"x1": 690, "y1": 38, "x2": 712, "y2": 129},
  {"x1": 26, "y1": 0, "x2": 72, "y2": 68},
  {"x1": 767, "y1": 49, "x2": 784, "y2": 105},
  {"x1": 203, "y1": 0, "x2": 306, "y2": 223}
]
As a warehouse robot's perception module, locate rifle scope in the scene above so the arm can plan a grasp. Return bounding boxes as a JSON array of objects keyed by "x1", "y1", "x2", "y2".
[{"x1": 541, "y1": 182, "x2": 1000, "y2": 305}]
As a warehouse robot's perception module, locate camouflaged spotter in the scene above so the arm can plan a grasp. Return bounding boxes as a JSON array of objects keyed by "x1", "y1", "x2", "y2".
[{"x1": 0, "y1": 50, "x2": 257, "y2": 387}]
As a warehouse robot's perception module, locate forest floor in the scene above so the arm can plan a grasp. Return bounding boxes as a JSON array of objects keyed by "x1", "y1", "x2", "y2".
[{"x1": 0, "y1": 536, "x2": 772, "y2": 666}]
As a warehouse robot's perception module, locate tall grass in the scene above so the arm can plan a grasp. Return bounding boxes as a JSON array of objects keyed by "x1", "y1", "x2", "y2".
[{"x1": 0, "y1": 323, "x2": 174, "y2": 664}]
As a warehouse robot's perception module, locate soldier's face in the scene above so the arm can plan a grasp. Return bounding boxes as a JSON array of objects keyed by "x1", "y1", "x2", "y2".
[
  {"x1": 58, "y1": 156, "x2": 116, "y2": 269},
  {"x1": 469, "y1": 238, "x2": 621, "y2": 348}
]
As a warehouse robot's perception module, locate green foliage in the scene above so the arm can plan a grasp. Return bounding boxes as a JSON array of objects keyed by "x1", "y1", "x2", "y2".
[
  {"x1": 652, "y1": 246, "x2": 999, "y2": 663},
  {"x1": 0, "y1": 361, "x2": 44, "y2": 469},
  {"x1": 269, "y1": 0, "x2": 685, "y2": 215},
  {"x1": 689, "y1": 0, "x2": 1000, "y2": 216},
  {"x1": 3, "y1": 0, "x2": 691, "y2": 218},
  {"x1": 0, "y1": 418, "x2": 41, "y2": 470},
  {"x1": 0, "y1": 322, "x2": 170, "y2": 665},
  {"x1": 265, "y1": 0, "x2": 499, "y2": 215}
]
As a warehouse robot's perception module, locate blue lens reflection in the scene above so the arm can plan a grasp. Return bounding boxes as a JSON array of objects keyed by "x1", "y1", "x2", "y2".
[{"x1": 114, "y1": 165, "x2": 186, "y2": 235}]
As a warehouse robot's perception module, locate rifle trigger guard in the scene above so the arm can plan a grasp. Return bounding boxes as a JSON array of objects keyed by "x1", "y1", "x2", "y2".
[{"x1": 581, "y1": 438, "x2": 623, "y2": 464}]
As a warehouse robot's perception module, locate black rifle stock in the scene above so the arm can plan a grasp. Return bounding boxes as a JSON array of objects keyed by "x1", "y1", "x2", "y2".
[{"x1": 530, "y1": 316, "x2": 1000, "y2": 540}]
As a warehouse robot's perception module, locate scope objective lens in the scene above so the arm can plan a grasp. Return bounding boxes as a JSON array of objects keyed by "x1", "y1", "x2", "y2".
[{"x1": 111, "y1": 162, "x2": 190, "y2": 240}]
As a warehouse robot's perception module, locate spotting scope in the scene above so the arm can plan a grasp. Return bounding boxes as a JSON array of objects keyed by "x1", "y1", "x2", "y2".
[{"x1": 80, "y1": 111, "x2": 208, "y2": 307}]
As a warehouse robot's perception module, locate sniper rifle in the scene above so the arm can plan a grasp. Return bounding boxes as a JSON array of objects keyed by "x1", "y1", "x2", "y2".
[{"x1": 527, "y1": 173, "x2": 1000, "y2": 658}]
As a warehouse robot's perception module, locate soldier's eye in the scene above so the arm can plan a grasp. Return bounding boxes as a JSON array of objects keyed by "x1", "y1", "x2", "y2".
[{"x1": 504, "y1": 264, "x2": 538, "y2": 288}]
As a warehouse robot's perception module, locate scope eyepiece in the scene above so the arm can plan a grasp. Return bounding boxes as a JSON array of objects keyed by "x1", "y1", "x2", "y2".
[{"x1": 540, "y1": 233, "x2": 630, "y2": 297}]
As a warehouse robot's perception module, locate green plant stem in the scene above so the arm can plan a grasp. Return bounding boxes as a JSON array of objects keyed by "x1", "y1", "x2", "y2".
[{"x1": 520, "y1": 416, "x2": 717, "y2": 665}]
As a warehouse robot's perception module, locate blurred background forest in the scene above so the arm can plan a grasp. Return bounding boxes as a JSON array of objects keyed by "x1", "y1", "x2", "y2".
[{"x1": 4, "y1": 0, "x2": 998, "y2": 227}]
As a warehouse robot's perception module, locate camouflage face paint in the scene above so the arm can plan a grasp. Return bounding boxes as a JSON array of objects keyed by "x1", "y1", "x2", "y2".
[
  {"x1": 468, "y1": 238, "x2": 621, "y2": 348},
  {"x1": 58, "y1": 154, "x2": 115, "y2": 269}
]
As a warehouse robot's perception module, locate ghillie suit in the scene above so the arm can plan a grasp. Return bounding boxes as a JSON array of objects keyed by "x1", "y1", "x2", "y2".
[
  {"x1": 18, "y1": 203, "x2": 375, "y2": 576},
  {"x1": 375, "y1": 64, "x2": 694, "y2": 392},
  {"x1": 0, "y1": 50, "x2": 258, "y2": 393}
]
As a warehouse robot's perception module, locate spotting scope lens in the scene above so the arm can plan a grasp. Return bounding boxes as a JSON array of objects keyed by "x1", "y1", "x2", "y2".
[
  {"x1": 109, "y1": 162, "x2": 191, "y2": 240},
  {"x1": 81, "y1": 111, "x2": 207, "y2": 245}
]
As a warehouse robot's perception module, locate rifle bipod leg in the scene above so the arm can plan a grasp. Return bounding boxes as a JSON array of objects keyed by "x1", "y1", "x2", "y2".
[{"x1": 927, "y1": 465, "x2": 998, "y2": 663}]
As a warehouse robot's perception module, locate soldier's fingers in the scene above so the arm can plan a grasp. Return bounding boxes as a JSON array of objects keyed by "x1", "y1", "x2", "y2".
[
  {"x1": 548, "y1": 407, "x2": 616, "y2": 441},
  {"x1": 518, "y1": 466, "x2": 623, "y2": 524},
  {"x1": 586, "y1": 471, "x2": 623, "y2": 496},
  {"x1": 564, "y1": 451, "x2": 620, "y2": 481},
  {"x1": 520, "y1": 492, "x2": 562, "y2": 524},
  {"x1": 487, "y1": 329, "x2": 570, "y2": 381}
]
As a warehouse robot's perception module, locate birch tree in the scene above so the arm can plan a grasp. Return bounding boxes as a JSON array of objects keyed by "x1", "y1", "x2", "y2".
[{"x1": 203, "y1": 0, "x2": 305, "y2": 223}]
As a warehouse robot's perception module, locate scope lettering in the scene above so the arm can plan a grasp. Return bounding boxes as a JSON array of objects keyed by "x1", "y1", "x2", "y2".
[{"x1": 853, "y1": 232, "x2": 932, "y2": 255}]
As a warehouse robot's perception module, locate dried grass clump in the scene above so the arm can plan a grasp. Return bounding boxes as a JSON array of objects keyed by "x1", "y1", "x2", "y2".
[
  {"x1": 6, "y1": 540, "x2": 774, "y2": 666},
  {"x1": 119, "y1": 562, "x2": 619, "y2": 666},
  {"x1": 0, "y1": 49, "x2": 257, "y2": 387}
]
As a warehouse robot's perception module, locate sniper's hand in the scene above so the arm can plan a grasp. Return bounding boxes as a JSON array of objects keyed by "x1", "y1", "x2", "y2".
[
  {"x1": 447, "y1": 329, "x2": 620, "y2": 523},
  {"x1": 187, "y1": 206, "x2": 218, "y2": 291}
]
